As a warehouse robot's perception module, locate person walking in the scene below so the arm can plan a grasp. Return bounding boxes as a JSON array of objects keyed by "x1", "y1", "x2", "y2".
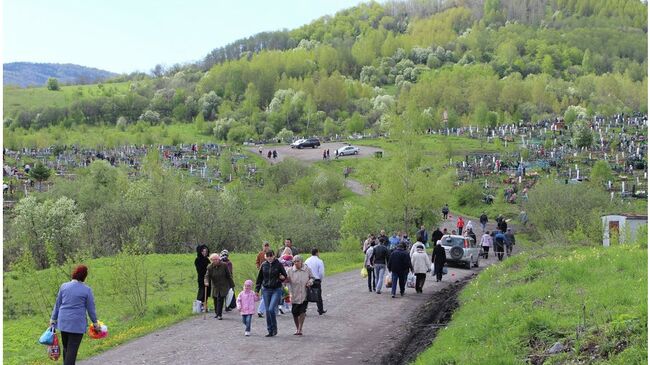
[
  {"x1": 467, "y1": 228, "x2": 477, "y2": 246},
  {"x1": 220, "y1": 250, "x2": 236, "y2": 312},
  {"x1": 442, "y1": 204, "x2": 449, "y2": 219},
  {"x1": 304, "y1": 248, "x2": 326, "y2": 315},
  {"x1": 364, "y1": 240, "x2": 376, "y2": 292},
  {"x1": 204, "y1": 253, "x2": 235, "y2": 320},
  {"x1": 387, "y1": 243, "x2": 413, "y2": 298},
  {"x1": 505, "y1": 228, "x2": 516, "y2": 257},
  {"x1": 194, "y1": 245, "x2": 210, "y2": 311},
  {"x1": 236, "y1": 280, "x2": 259, "y2": 336},
  {"x1": 255, "y1": 250, "x2": 288, "y2": 337},
  {"x1": 456, "y1": 216, "x2": 465, "y2": 235},
  {"x1": 411, "y1": 245, "x2": 430, "y2": 293},
  {"x1": 431, "y1": 227, "x2": 443, "y2": 248},
  {"x1": 494, "y1": 231, "x2": 506, "y2": 261},
  {"x1": 255, "y1": 242, "x2": 270, "y2": 317},
  {"x1": 479, "y1": 212, "x2": 488, "y2": 232},
  {"x1": 371, "y1": 240, "x2": 389, "y2": 295},
  {"x1": 279, "y1": 238, "x2": 299, "y2": 256},
  {"x1": 50, "y1": 265, "x2": 101, "y2": 365},
  {"x1": 285, "y1": 255, "x2": 314, "y2": 336},
  {"x1": 416, "y1": 225, "x2": 428, "y2": 247},
  {"x1": 480, "y1": 231, "x2": 492, "y2": 259},
  {"x1": 431, "y1": 240, "x2": 447, "y2": 282}
]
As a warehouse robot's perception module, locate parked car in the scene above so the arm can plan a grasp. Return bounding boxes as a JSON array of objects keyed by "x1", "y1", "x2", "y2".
[
  {"x1": 291, "y1": 138, "x2": 321, "y2": 149},
  {"x1": 441, "y1": 235, "x2": 480, "y2": 269},
  {"x1": 337, "y1": 145, "x2": 360, "y2": 156}
]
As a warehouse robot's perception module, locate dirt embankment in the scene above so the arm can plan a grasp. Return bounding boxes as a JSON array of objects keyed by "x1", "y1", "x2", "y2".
[{"x1": 378, "y1": 276, "x2": 474, "y2": 365}]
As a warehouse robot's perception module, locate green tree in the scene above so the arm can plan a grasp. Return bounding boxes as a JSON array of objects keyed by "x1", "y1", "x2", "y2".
[
  {"x1": 46, "y1": 77, "x2": 60, "y2": 91},
  {"x1": 10, "y1": 196, "x2": 85, "y2": 268},
  {"x1": 590, "y1": 160, "x2": 613, "y2": 188},
  {"x1": 29, "y1": 162, "x2": 51, "y2": 191}
]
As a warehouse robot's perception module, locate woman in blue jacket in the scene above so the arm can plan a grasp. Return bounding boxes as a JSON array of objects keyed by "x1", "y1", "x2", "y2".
[{"x1": 50, "y1": 265, "x2": 100, "y2": 365}]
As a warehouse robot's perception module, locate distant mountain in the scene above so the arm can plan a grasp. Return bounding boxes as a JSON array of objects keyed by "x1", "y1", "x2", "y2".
[{"x1": 3, "y1": 62, "x2": 118, "y2": 88}]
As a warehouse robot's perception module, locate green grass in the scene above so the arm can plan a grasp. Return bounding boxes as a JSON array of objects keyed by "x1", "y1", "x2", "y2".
[
  {"x1": 413, "y1": 243, "x2": 648, "y2": 364},
  {"x1": 4, "y1": 83, "x2": 132, "y2": 117},
  {"x1": 3, "y1": 251, "x2": 363, "y2": 365}
]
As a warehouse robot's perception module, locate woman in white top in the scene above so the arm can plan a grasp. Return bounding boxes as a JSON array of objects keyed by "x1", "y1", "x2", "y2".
[{"x1": 480, "y1": 231, "x2": 493, "y2": 259}]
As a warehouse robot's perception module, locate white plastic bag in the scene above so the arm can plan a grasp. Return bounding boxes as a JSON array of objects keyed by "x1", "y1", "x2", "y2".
[
  {"x1": 406, "y1": 272, "x2": 416, "y2": 288},
  {"x1": 225, "y1": 288, "x2": 234, "y2": 307}
]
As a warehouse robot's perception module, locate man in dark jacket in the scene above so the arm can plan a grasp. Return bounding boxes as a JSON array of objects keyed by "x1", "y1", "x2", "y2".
[
  {"x1": 505, "y1": 228, "x2": 516, "y2": 257},
  {"x1": 494, "y1": 231, "x2": 506, "y2": 261},
  {"x1": 431, "y1": 240, "x2": 446, "y2": 282},
  {"x1": 387, "y1": 243, "x2": 413, "y2": 298},
  {"x1": 431, "y1": 227, "x2": 443, "y2": 247},
  {"x1": 479, "y1": 213, "x2": 488, "y2": 232},
  {"x1": 416, "y1": 225, "x2": 428, "y2": 247},
  {"x1": 371, "y1": 241, "x2": 389, "y2": 294},
  {"x1": 194, "y1": 245, "x2": 210, "y2": 303}
]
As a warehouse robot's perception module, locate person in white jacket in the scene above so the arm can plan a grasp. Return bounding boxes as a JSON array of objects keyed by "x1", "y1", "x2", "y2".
[
  {"x1": 480, "y1": 231, "x2": 493, "y2": 259},
  {"x1": 411, "y1": 246, "x2": 430, "y2": 293},
  {"x1": 409, "y1": 241, "x2": 425, "y2": 258}
]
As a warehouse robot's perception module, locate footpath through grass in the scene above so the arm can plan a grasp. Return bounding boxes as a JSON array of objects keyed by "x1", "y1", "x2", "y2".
[
  {"x1": 3, "y1": 251, "x2": 363, "y2": 365},
  {"x1": 413, "y1": 243, "x2": 647, "y2": 364}
]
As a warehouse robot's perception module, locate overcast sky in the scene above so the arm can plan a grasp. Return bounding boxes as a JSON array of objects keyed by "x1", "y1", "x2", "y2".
[{"x1": 3, "y1": 0, "x2": 366, "y2": 73}]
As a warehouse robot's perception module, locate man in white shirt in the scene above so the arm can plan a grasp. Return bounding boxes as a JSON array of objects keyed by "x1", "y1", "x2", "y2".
[{"x1": 304, "y1": 248, "x2": 326, "y2": 315}]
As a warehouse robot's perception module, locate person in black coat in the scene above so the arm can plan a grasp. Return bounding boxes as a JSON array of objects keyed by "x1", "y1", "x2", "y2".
[
  {"x1": 387, "y1": 243, "x2": 413, "y2": 298},
  {"x1": 431, "y1": 228, "x2": 443, "y2": 247},
  {"x1": 431, "y1": 240, "x2": 446, "y2": 282},
  {"x1": 195, "y1": 245, "x2": 210, "y2": 301}
]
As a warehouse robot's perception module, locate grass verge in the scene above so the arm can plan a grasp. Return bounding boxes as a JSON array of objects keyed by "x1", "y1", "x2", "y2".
[{"x1": 412, "y1": 243, "x2": 647, "y2": 364}]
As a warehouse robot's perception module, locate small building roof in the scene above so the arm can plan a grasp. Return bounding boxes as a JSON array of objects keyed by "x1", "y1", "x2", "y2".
[{"x1": 602, "y1": 213, "x2": 648, "y2": 220}]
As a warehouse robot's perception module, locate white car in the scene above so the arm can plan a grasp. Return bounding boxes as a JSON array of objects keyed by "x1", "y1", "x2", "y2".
[{"x1": 337, "y1": 145, "x2": 360, "y2": 156}]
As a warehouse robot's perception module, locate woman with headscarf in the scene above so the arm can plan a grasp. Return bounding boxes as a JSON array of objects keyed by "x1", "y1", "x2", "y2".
[
  {"x1": 220, "y1": 250, "x2": 236, "y2": 311},
  {"x1": 431, "y1": 240, "x2": 447, "y2": 282},
  {"x1": 194, "y1": 245, "x2": 210, "y2": 309},
  {"x1": 411, "y1": 245, "x2": 430, "y2": 293},
  {"x1": 50, "y1": 265, "x2": 101, "y2": 365},
  {"x1": 204, "y1": 253, "x2": 235, "y2": 320}
]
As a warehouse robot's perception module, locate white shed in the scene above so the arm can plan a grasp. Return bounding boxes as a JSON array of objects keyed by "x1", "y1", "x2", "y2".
[{"x1": 601, "y1": 214, "x2": 648, "y2": 246}]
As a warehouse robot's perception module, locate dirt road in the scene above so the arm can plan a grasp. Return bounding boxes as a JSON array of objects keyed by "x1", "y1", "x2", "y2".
[{"x1": 80, "y1": 249, "x2": 502, "y2": 365}]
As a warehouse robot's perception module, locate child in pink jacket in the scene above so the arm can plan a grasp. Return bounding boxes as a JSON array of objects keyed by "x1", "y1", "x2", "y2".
[{"x1": 236, "y1": 280, "x2": 259, "y2": 336}]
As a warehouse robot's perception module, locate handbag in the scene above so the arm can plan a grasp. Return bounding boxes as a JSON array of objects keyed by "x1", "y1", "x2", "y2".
[
  {"x1": 406, "y1": 272, "x2": 416, "y2": 288},
  {"x1": 360, "y1": 267, "x2": 368, "y2": 278},
  {"x1": 47, "y1": 330, "x2": 60, "y2": 361},
  {"x1": 307, "y1": 287, "x2": 320, "y2": 303},
  {"x1": 442, "y1": 267, "x2": 448, "y2": 275},
  {"x1": 384, "y1": 272, "x2": 392, "y2": 287},
  {"x1": 39, "y1": 326, "x2": 55, "y2": 345}
]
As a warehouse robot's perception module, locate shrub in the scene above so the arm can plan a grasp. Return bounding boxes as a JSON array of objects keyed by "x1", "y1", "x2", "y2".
[{"x1": 455, "y1": 183, "x2": 483, "y2": 207}]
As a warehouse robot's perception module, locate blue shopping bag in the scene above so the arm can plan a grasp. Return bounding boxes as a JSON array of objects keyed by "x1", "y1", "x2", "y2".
[{"x1": 39, "y1": 326, "x2": 55, "y2": 345}]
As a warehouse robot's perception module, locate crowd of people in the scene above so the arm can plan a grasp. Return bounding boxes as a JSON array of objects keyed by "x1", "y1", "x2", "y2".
[
  {"x1": 195, "y1": 238, "x2": 326, "y2": 338},
  {"x1": 360, "y1": 208, "x2": 518, "y2": 299}
]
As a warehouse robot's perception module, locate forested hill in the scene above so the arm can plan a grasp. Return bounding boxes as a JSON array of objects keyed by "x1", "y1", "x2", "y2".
[
  {"x1": 4, "y1": 0, "x2": 647, "y2": 137},
  {"x1": 3, "y1": 62, "x2": 118, "y2": 88}
]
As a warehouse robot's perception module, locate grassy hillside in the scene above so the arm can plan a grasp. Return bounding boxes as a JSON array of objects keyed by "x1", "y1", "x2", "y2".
[
  {"x1": 413, "y1": 243, "x2": 648, "y2": 364},
  {"x1": 3, "y1": 251, "x2": 363, "y2": 365},
  {"x1": 4, "y1": 82, "x2": 131, "y2": 118}
]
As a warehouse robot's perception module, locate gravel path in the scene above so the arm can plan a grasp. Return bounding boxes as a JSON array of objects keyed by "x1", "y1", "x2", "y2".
[
  {"x1": 249, "y1": 142, "x2": 383, "y2": 165},
  {"x1": 80, "y1": 249, "x2": 502, "y2": 365}
]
